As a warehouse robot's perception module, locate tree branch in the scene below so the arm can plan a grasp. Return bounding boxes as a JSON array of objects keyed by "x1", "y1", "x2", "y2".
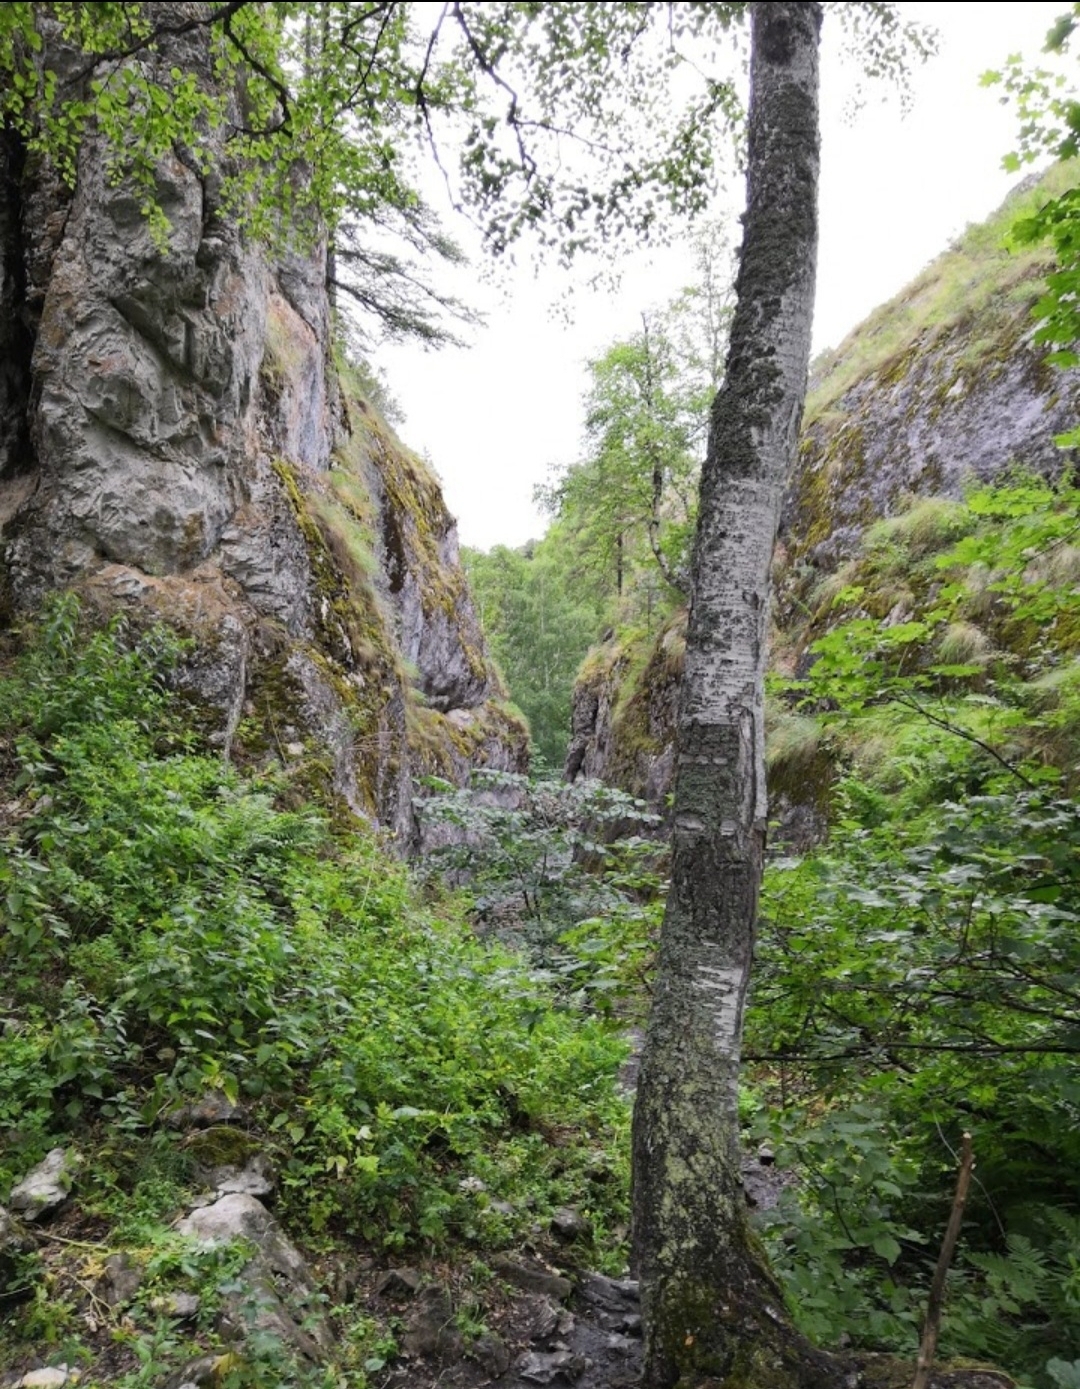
[
  {"x1": 892, "y1": 692, "x2": 1035, "y2": 787},
  {"x1": 912, "y1": 1133, "x2": 974, "y2": 1389},
  {"x1": 69, "y1": 0, "x2": 252, "y2": 83}
]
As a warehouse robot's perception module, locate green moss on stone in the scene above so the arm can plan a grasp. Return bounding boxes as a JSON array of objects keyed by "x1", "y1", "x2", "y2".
[{"x1": 184, "y1": 1126, "x2": 261, "y2": 1168}]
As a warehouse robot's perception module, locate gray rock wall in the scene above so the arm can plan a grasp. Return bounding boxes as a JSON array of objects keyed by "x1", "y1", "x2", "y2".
[
  {"x1": 783, "y1": 305, "x2": 1080, "y2": 576},
  {"x1": 0, "y1": 22, "x2": 525, "y2": 844}
]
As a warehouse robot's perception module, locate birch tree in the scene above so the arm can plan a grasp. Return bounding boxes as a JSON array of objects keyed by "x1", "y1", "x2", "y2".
[{"x1": 630, "y1": 5, "x2": 837, "y2": 1385}]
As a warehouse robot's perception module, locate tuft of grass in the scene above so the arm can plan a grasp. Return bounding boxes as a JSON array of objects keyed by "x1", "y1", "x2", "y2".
[
  {"x1": 864, "y1": 496, "x2": 972, "y2": 564},
  {"x1": 766, "y1": 711, "x2": 823, "y2": 775},
  {"x1": 937, "y1": 620, "x2": 994, "y2": 668}
]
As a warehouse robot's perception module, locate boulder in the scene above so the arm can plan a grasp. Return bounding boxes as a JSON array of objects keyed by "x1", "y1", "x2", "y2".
[
  {"x1": 491, "y1": 1253, "x2": 572, "y2": 1301},
  {"x1": 375, "y1": 1266, "x2": 423, "y2": 1297},
  {"x1": 99, "y1": 1252, "x2": 143, "y2": 1309},
  {"x1": 8, "y1": 1149, "x2": 78, "y2": 1221},
  {"x1": 13, "y1": 1368, "x2": 77, "y2": 1389},
  {"x1": 550, "y1": 1207, "x2": 592, "y2": 1243},
  {"x1": 176, "y1": 1193, "x2": 331, "y2": 1360},
  {"x1": 516, "y1": 1349, "x2": 588, "y2": 1384},
  {"x1": 400, "y1": 1284, "x2": 464, "y2": 1361}
]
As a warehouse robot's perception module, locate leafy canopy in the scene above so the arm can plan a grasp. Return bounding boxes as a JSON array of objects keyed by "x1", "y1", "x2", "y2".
[
  {"x1": 0, "y1": 2, "x2": 933, "y2": 343},
  {"x1": 0, "y1": 2, "x2": 747, "y2": 252},
  {"x1": 984, "y1": 6, "x2": 1080, "y2": 366}
]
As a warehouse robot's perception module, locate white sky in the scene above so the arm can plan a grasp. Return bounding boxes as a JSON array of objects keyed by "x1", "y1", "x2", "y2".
[{"x1": 379, "y1": 2, "x2": 1068, "y2": 551}]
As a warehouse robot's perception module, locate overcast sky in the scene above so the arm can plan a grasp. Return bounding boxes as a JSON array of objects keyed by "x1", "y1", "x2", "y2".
[{"x1": 379, "y1": 2, "x2": 1068, "y2": 552}]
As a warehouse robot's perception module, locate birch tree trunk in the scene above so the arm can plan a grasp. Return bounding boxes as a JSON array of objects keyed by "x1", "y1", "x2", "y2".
[{"x1": 631, "y1": 5, "x2": 832, "y2": 1385}]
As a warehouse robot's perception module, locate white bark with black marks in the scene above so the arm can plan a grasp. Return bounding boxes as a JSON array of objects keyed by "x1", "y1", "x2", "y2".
[{"x1": 631, "y1": 5, "x2": 831, "y2": 1386}]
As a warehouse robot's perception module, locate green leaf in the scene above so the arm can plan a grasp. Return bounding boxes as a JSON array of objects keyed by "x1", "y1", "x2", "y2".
[{"x1": 872, "y1": 1234, "x2": 901, "y2": 1265}]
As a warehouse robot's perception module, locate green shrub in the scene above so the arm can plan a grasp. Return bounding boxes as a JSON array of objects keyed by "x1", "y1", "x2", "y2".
[{"x1": 0, "y1": 598, "x2": 631, "y2": 1260}]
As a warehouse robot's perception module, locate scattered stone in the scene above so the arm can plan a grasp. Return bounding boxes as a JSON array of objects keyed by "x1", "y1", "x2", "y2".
[
  {"x1": 16, "y1": 1369, "x2": 76, "y2": 1389},
  {"x1": 401, "y1": 1284, "x2": 464, "y2": 1361},
  {"x1": 740, "y1": 1149, "x2": 796, "y2": 1213},
  {"x1": 489, "y1": 1199, "x2": 516, "y2": 1218},
  {"x1": 605, "y1": 1333, "x2": 638, "y2": 1356},
  {"x1": 551, "y1": 1207, "x2": 592, "y2": 1243},
  {"x1": 189, "y1": 1093, "x2": 245, "y2": 1128},
  {"x1": 376, "y1": 1266, "x2": 423, "y2": 1296},
  {"x1": 99, "y1": 1252, "x2": 143, "y2": 1309},
  {"x1": 184, "y1": 1127, "x2": 275, "y2": 1197},
  {"x1": 620, "y1": 1312, "x2": 642, "y2": 1335},
  {"x1": 557, "y1": 1309, "x2": 576, "y2": 1336},
  {"x1": 472, "y1": 1332, "x2": 511, "y2": 1377},
  {"x1": 166, "y1": 1093, "x2": 245, "y2": 1131},
  {"x1": 285, "y1": 741, "x2": 305, "y2": 757},
  {"x1": 458, "y1": 1175, "x2": 486, "y2": 1194},
  {"x1": 209, "y1": 1153, "x2": 275, "y2": 1198},
  {"x1": 578, "y1": 1272, "x2": 638, "y2": 1312},
  {"x1": 150, "y1": 1291, "x2": 201, "y2": 1320},
  {"x1": 516, "y1": 1349, "x2": 588, "y2": 1384},
  {"x1": 520, "y1": 1294, "x2": 560, "y2": 1342},
  {"x1": 211, "y1": 1160, "x2": 275, "y2": 1198},
  {"x1": 491, "y1": 1253, "x2": 572, "y2": 1301},
  {"x1": 9, "y1": 1150, "x2": 78, "y2": 1222},
  {"x1": 335, "y1": 1270, "x2": 359, "y2": 1304},
  {"x1": 161, "y1": 1355, "x2": 223, "y2": 1389},
  {"x1": 177, "y1": 1193, "x2": 332, "y2": 1359}
]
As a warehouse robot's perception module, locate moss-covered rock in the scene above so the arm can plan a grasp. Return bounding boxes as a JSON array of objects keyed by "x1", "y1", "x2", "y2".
[{"x1": 780, "y1": 162, "x2": 1080, "y2": 600}]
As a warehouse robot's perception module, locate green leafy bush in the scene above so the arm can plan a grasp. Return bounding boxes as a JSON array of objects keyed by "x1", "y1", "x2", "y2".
[
  {"x1": 748, "y1": 779, "x2": 1080, "y2": 1380},
  {"x1": 0, "y1": 598, "x2": 631, "y2": 1262}
]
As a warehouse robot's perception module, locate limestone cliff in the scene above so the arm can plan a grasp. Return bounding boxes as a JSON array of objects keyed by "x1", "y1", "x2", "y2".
[
  {"x1": 565, "y1": 165, "x2": 1080, "y2": 817},
  {"x1": 0, "y1": 27, "x2": 525, "y2": 844}
]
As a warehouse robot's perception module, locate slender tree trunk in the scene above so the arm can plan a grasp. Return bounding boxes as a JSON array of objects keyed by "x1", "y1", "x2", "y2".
[{"x1": 631, "y1": 6, "x2": 830, "y2": 1386}]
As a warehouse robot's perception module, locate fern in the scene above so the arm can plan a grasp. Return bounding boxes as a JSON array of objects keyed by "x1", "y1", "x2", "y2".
[
  {"x1": 945, "y1": 1211, "x2": 1080, "y2": 1384},
  {"x1": 968, "y1": 1235, "x2": 1051, "y2": 1306}
]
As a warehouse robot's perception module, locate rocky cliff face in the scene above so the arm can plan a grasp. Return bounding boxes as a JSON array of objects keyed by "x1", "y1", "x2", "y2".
[
  {"x1": 563, "y1": 616, "x2": 683, "y2": 810},
  {"x1": 779, "y1": 166, "x2": 1080, "y2": 605},
  {"x1": 0, "y1": 25, "x2": 525, "y2": 845},
  {"x1": 565, "y1": 167, "x2": 1080, "y2": 818}
]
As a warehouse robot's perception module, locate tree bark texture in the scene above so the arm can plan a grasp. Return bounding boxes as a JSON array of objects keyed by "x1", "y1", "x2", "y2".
[{"x1": 631, "y1": 5, "x2": 828, "y2": 1386}]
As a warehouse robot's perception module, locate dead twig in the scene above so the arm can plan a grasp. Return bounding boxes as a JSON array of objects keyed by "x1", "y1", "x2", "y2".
[{"x1": 912, "y1": 1131, "x2": 975, "y2": 1389}]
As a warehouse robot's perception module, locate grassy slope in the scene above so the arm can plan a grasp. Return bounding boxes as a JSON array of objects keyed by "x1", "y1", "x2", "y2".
[
  {"x1": 805, "y1": 160, "x2": 1080, "y2": 423},
  {"x1": 0, "y1": 603, "x2": 630, "y2": 1387}
]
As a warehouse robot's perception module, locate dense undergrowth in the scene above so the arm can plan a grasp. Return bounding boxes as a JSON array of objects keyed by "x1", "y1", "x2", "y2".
[
  {"x1": 0, "y1": 598, "x2": 632, "y2": 1385},
  {"x1": 5, "y1": 473, "x2": 1080, "y2": 1387},
  {"x1": 750, "y1": 473, "x2": 1080, "y2": 1387}
]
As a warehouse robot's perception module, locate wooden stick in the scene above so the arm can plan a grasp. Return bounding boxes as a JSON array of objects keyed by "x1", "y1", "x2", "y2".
[
  {"x1": 913, "y1": 1132, "x2": 975, "y2": 1389},
  {"x1": 33, "y1": 1231, "x2": 113, "y2": 1251}
]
